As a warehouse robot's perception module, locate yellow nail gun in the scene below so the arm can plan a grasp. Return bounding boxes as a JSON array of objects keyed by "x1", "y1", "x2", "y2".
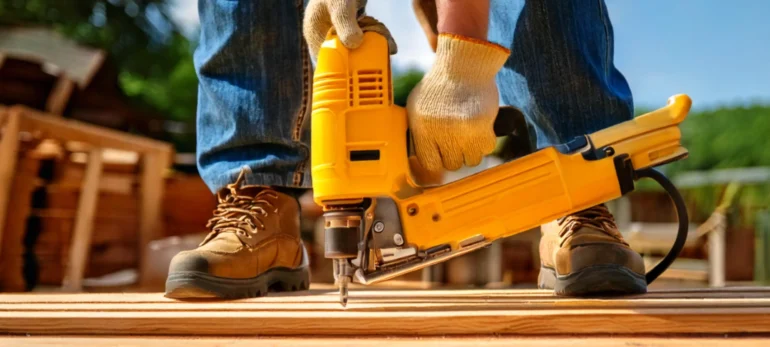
[{"x1": 311, "y1": 32, "x2": 692, "y2": 306}]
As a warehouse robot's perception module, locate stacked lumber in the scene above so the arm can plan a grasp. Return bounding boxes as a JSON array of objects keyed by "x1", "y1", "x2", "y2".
[
  {"x1": 162, "y1": 174, "x2": 216, "y2": 237},
  {"x1": 32, "y1": 153, "x2": 141, "y2": 285},
  {"x1": 29, "y1": 164, "x2": 219, "y2": 289},
  {"x1": 0, "y1": 287, "x2": 769, "y2": 339},
  {"x1": 38, "y1": 157, "x2": 219, "y2": 287},
  {"x1": 1, "y1": 150, "x2": 214, "y2": 291}
]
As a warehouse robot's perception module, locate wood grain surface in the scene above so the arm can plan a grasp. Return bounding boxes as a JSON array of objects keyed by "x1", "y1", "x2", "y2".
[
  {"x1": 3, "y1": 336, "x2": 770, "y2": 347},
  {"x1": 1, "y1": 287, "x2": 770, "y2": 337}
]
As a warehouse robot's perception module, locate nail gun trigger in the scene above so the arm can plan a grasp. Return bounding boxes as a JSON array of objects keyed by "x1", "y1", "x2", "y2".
[{"x1": 613, "y1": 154, "x2": 635, "y2": 195}]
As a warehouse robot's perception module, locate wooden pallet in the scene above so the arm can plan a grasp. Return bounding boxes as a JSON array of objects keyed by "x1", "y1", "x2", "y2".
[{"x1": 1, "y1": 287, "x2": 770, "y2": 342}]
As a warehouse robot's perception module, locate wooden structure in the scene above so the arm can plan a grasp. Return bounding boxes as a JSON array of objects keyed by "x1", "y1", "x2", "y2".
[
  {"x1": 0, "y1": 106, "x2": 173, "y2": 290},
  {"x1": 0, "y1": 288, "x2": 769, "y2": 345},
  {"x1": 617, "y1": 182, "x2": 743, "y2": 286},
  {"x1": 0, "y1": 27, "x2": 167, "y2": 135}
]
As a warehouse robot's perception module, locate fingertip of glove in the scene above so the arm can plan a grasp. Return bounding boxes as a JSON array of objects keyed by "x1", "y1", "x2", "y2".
[
  {"x1": 464, "y1": 152, "x2": 484, "y2": 168},
  {"x1": 441, "y1": 153, "x2": 464, "y2": 172},
  {"x1": 389, "y1": 43, "x2": 398, "y2": 55},
  {"x1": 414, "y1": 147, "x2": 442, "y2": 175},
  {"x1": 483, "y1": 135, "x2": 498, "y2": 154},
  {"x1": 408, "y1": 156, "x2": 444, "y2": 186},
  {"x1": 339, "y1": 28, "x2": 364, "y2": 49}
]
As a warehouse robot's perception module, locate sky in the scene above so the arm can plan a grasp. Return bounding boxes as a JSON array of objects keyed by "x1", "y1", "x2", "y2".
[{"x1": 169, "y1": 0, "x2": 770, "y2": 110}]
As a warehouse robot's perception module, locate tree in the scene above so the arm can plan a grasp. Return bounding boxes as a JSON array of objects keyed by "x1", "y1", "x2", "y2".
[
  {"x1": 392, "y1": 68, "x2": 424, "y2": 107},
  {"x1": 663, "y1": 105, "x2": 770, "y2": 175},
  {"x1": 637, "y1": 105, "x2": 770, "y2": 223}
]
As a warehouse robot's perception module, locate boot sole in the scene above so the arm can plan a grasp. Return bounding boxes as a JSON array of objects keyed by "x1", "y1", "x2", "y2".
[
  {"x1": 539, "y1": 264, "x2": 647, "y2": 296},
  {"x1": 165, "y1": 266, "x2": 310, "y2": 299},
  {"x1": 165, "y1": 247, "x2": 311, "y2": 300}
]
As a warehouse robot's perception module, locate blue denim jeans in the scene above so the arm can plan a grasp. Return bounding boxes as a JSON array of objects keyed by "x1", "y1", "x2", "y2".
[{"x1": 195, "y1": 0, "x2": 633, "y2": 193}]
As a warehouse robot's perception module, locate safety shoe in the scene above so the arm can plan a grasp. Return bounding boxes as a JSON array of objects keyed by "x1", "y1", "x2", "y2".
[
  {"x1": 165, "y1": 171, "x2": 310, "y2": 299},
  {"x1": 538, "y1": 204, "x2": 647, "y2": 296}
]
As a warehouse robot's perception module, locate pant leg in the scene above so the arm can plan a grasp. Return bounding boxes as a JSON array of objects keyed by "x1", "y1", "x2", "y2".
[
  {"x1": 489, "y1": 0, "x2": 633, "y2": 149},
  {"x1": 195, "y1": 0, "x2": 313, "y2": 193}
]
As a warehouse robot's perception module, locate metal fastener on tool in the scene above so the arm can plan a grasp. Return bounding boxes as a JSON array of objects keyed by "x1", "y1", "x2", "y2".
[
  {"x1": 393, "y1": 234, "x2": 404, "y2": 246},
  {"x1": 373, "y1": 221, "x2": 385, "y2": 233}
]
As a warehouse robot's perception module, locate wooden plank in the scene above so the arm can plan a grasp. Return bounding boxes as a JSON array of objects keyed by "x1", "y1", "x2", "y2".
[
  {"x1": 3, "y1": 297, "x2": 770, "y2": 312},
  {"x1": 644, "y1": 257, "x2": 709, "y2": 282},
  {"x1": 0, "y1": 157, "x2": 42, "y2": 291},
  {"x1": 138, "y1": 152, "x2": 169, "y2": 286},
  {"x1": 2, "y1": 289, "x2": 770, "y2": 310},
  {"x1": 10, "y1": 105, "x2": 172, "y2": 154},
  {"x1": 4, "y1": 287, "x2": 770, "y2": 303},
  {"x1": 625, "y1": 222, "x2": 700, "y2": 253},
  {"x1": 0, "y1": 109, "x2": 20, "y2": 260},
  {"x1": 757, "y1": 212, "x2": 770, "y2": 282},
  {"x1": 2, "y1": 336, "x2": 769, "y2": 347},
  {"x1": 45, "y1": 75, "x2": 75, "y2": 115},
  {"x1": 1, "y1": 289, "x2": 769, "y2": 336},
  {"x1": 710, "y1": 226, "x2": 726, "y2": 287},
  {"x1": 62, "y1": 148, "x2": 103, "y2": 291},
  {"x1": 1, "y1": 306, "x2": 768, "y2": 336}
]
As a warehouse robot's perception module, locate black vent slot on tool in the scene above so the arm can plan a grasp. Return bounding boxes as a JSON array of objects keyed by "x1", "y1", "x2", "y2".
[
  {"x1": 350, "y1": 150, "x2": 380, "y2": 161},
  {"x1": 356, "y1": 69, "x2": 384, "y2": 106}
]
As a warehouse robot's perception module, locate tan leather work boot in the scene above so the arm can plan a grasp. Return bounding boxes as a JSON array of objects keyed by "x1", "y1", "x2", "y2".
[
  {"x1": 165, "y1": 172, "x2": 310, "y2": 299},
  {"x1": 538, "y1": 204, "x2": 646, "y2": 296}
]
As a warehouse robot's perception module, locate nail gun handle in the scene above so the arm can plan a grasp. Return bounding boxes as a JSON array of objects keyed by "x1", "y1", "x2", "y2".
[{"x1": 493, "y1": 106, "x2": 528, "y2": 137}]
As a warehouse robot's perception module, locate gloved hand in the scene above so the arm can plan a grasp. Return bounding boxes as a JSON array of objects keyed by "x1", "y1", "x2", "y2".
[
  {"x1": 407, "y1": 34, "x2": 510, "y2": 174},
  {"x1": 303, "y1": 0, "x2": 397, "y2": 58}
]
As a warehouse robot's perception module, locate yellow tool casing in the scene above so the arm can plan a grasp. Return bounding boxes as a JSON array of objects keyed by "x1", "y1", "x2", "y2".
[
  {"x1": 311, "y1": 33, "x2": 411, "y2": 203},
  {"x1": 312, "y1": 33, "x2": 690, "y2": 284}
]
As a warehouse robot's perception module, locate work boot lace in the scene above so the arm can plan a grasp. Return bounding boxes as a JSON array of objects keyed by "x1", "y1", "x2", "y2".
[
  {"x1": 557, "y1": 204, "x2": 624, "y2": 243},
  {"x1": 200, "y1": 170, "x2": 278, "y2": 246}
]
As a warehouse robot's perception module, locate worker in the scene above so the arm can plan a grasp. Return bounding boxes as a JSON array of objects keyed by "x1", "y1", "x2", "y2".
[{"x1": 165, "y1": 0, "x2": 645, "y2": 299}]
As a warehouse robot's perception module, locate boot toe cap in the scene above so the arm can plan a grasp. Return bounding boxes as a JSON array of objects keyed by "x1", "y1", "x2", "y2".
[
  {"x1": 169, "y1": 251, "x2": 210, "y2": 274},
  {"x1": 555, "y1": 243, "x2": 646, "y2": 277}
]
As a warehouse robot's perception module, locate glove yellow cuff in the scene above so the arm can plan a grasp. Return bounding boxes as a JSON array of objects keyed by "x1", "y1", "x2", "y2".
[{"x1": 433, "y1": 34, "x2": 511, "y2": 84}]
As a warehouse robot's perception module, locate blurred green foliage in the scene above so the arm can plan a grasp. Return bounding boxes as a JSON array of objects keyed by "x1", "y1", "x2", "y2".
[
  {"x1": 392, "y1": 68, "x2": 424, "y2": 107},
  {"x1": 666, "y1": 105, "x2": 770, "y2": 174},
  {"x1": 632, "y1": 105, "x2": 770, "y2": 178},
  {"x1": 637, "y1": 105, "x2": 770, "y2": 224}
]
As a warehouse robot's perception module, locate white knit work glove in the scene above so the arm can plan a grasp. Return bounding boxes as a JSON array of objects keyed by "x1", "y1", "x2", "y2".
[
  {"x1": 303, "y1": 0, "x2": 397, "y2": 58},
  {"x1": 407, "y1": 34, "x2": 510, "y2": 174}
]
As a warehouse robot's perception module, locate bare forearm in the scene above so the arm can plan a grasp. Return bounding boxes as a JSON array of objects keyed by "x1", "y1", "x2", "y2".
[{"x1": 436, "y1": 0, "x2": 490, "y2": 41}]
